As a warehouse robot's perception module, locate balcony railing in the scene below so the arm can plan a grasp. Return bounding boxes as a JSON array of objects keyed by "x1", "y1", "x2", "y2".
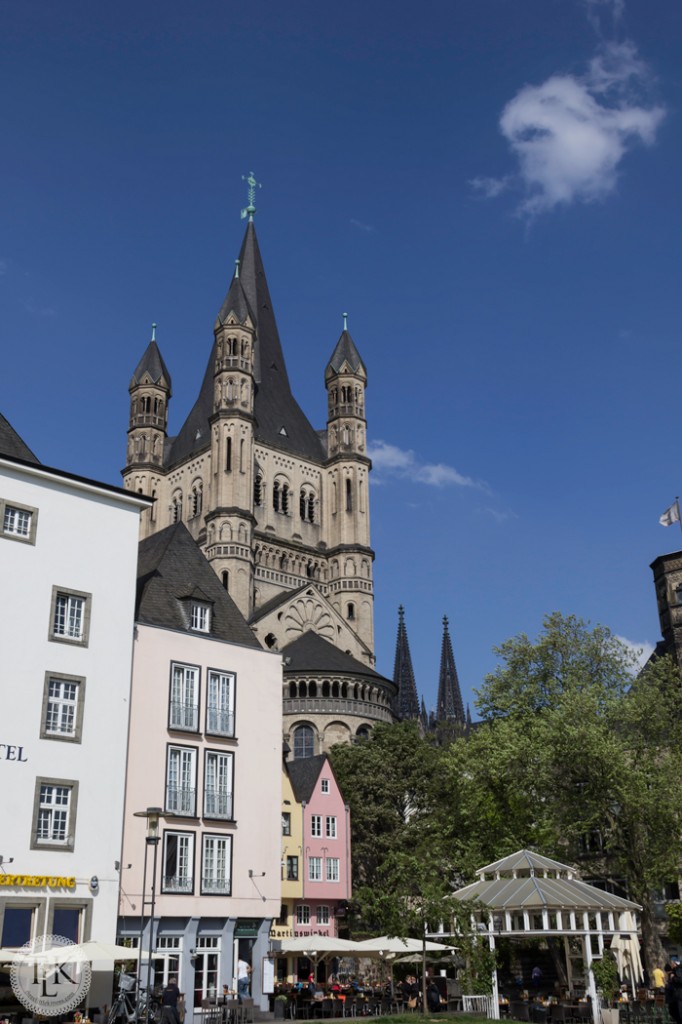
[
  {"x1": 204, "y1": 789, "x2": 233, "y2": 820},
  {"x1": 162, "y1": 874, "x2": 193, "y2": 894},
  {"x1": 283, "y1": 696, "x2": 393, "y2": 723},
  {"x1": 201, "y1": 876, "x2": 231, "y2": 895},
  {"x1": 165, "y1": 787, "x2": 196, "y2": 816},
  {"x1": 205, "y1": 708, "x2": 234, "y2": 737},
  {"x1": 169, "y1": 701, "x2": 199, "y2": 731}
]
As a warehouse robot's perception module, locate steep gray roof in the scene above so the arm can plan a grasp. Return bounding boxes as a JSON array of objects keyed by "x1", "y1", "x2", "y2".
[
  {"x1": 326, "y1": 329, "x2": 366, "y2": 378},
  {"x1": 0, "y1": 412, "x2": 40, "y2": 463},
  {"x1": 249, "y1": 584, "x2": 309, "y2": 624},
  {"x1": 131, "y1": 339, "x2": 172, "y2": 392},
  {"x1": 136, "y1": 522, "x2": 260, "y2": 648},
  {"x1": 286, "y1": 753, "x2": 330, "y2": 803},
  {"x1": 282, "y1": 631, "x2": 393, "y2": 687},
  {"x1": 168, "y1": 221, "x2": 326, "y2": 467}
]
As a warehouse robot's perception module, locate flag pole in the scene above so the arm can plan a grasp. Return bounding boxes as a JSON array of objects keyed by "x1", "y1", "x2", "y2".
[{"x1": 677, "y1": 497, "x2": 681, "y2": 533}]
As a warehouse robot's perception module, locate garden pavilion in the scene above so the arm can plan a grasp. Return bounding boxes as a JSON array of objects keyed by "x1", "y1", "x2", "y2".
[{"x1": 447, "y1": 850, "x2": 642, "y2": 1024}]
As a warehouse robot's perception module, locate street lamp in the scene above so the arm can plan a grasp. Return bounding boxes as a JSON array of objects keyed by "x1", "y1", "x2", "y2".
[{"x1": 133, "y1": 807, "x2": 163, "y2": 1024}]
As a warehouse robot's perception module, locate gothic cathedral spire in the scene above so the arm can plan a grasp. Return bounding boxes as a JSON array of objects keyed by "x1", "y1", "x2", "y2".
[
  {"x1": 436, "y1": 615, "x2": 465, "y2": 724},
  {"x1": 392, "y1": 605, "x2": 420, "y2": 719}
]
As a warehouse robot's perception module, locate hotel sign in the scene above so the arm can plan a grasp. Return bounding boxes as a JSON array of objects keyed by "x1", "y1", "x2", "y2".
[{"x1": 0, "y1": 875, "x2": 76, "y2": 889}]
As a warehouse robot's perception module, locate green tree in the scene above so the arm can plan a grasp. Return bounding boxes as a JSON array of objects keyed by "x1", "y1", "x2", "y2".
[{"x1": 445, "y1": 613, "x2": 682, "y2": 974}]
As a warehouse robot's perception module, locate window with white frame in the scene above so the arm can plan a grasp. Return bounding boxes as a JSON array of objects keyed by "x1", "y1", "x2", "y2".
[
  {"x1": 286, "y1": 856, "x2": 298, "y2": 881},
  {"x1": 32, "y1": 779, "x2": 78, "y2": 850},
  {"x1": 1, "y1": 499, "x2": 38, "y2": 544},
  {"x1": 193, "y1": 936, "x2": 220, "y2": 1004},
  {"x1": 282, "y1": 812, "x2": 291, "y2": 835},
  {"x1": 308, "y1": 857, "x2": 322, "y2": 882},
  {"x1": 201, "y1": 834, "x2": 232, "y2": 895},
  {"x1": 204, "y1": 751, "x2": 233, "y2": 819},
  {"x1": 206, "y1": 670, "x2": 235, "y2": 737},
  {"x1": 191, "y1": 602, "x2": 211, "y2": 633},
  {"x1": 169, "y1": 663, "x2": 199, "y2": 731},
  {"x1": 311, "y1": 814, "x2": 322, "y2": 837},
  {"x1": 165, "y1": 746, "x2": 197, "y2": 816},
  {"x1": 320, "y1": 778, "x2": 330, "y2": 794},
  {"x1": 326, "y1": 858, "x2": 340, "y2": 882},
  {"x1": 152, "y1": 937, "x2": 181, "y2": 987},
  {"x1": 41, "y1": 674, "x2": 85, "y2": 743},
  {"x1": 49, "y1": 588, "x2": 91, "y2": 646},
  {"x1": 296, "y1": 905, "x2": 310, "y2": 925},
  {"x1": 325, "y1": 816, "x2": 337, "y2": 839},
  {"x1": 317, "y1": 906, "x2": 330, "y2": 926},
  {"x1": 162, "y1": 831, "x2": 194, "y2": 893}
]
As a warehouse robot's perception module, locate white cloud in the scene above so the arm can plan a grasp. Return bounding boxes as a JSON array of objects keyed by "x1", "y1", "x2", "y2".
[
  {"x1": 585, "y1": 0, "x2": 625, "y2": 34},
  {"x1": 615, "y1": 634, "x2": 655, "y2": 671},
  {"x1": 368, "y1": 439, "x2": 484, "y2": 489},
  {"x1": 469, "y1": 176, "x2": 511, "y2": 199},
  {"x1": 350, "y1": 218, "x2": 376, "y2": 233},
  {"x1": 476, "y1": 40, "x2": 665, "y2": 218}
]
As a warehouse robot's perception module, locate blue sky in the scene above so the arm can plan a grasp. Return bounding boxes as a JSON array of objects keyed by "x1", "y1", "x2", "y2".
[{"x1": 2, "y1": 0, "x2": 681, "y2": 715}]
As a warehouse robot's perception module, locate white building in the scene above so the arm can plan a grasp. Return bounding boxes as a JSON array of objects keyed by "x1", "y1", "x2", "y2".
[
  {"x1": 0, "y1": 412, "x2": 150, "y2": 1010},
  {"x1": 118, "y1": 523, "x2": 283, "y2": 1013}
]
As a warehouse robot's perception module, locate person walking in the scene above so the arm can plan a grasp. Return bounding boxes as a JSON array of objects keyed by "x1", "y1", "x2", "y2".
[
  {"x1": 237, "y1": 958, "x2": 252, "y2": 1001},
  {"x1": 161, "y1": 976, "x2": 182, "y2": 1024}
]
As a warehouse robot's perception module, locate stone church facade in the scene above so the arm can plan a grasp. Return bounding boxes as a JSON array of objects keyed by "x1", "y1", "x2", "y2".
[{"x1": 122, "y1": 213, "x2": 395, "y2": 754}]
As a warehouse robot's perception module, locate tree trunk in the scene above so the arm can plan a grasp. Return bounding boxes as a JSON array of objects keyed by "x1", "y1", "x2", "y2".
[{"x1": 640, "y1": 895, "x2": 666, "y2": 979}]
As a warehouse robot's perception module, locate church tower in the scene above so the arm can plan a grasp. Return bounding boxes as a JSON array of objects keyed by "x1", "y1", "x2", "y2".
[
  {"x1": 122, "y1": 181, "x2": 394, "y2": 754},
  {"x1": 325, "y1": 318, "x2": 373, "y2": 651},
  {"x1": 124, "y1": 324, "x2": 172, "y2": 538},
  {"x1": 436, "y1": 615, "x2": 465, "y2": 724},
  {"x1": 392, "y1": 605, "x2": 420, "y2": 719}
]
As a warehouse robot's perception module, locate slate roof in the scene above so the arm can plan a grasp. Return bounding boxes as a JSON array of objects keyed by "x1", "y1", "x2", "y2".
[
  {"x1": 136, "y1": 522, "x2": 260, "y2": 648},
  {"x1": 286, "y1": 753, "x2": 330, "y2": 803},
  {"x1": 326, "y1": 329, "x2": 367, "y2": 378},
  {"x1": 282, "y1": 631, "x2": 393, "y2": 687},
  {"x1": 0, "y1": 412, "x2": 40, "y2": 464},
  {"x1": 249, "y1": 584, "x2": 309, "y2": 624},
  {"x1": 131, "y1": 339, "x2": 172, "y2": 392},
  {"x1": 167, "y1": 221, "x2": 326, "y2": 467}
]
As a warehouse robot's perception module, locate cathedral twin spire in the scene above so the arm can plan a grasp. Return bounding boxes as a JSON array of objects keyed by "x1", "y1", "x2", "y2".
[{"x1": 392, "y1": 606, "x2": 468, "y2": 728}]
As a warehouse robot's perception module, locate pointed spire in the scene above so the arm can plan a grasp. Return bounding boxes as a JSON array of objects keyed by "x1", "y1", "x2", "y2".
[
  {"x1": 326, "y1": 321, "x2": 367, "y2": 378},
  {"x1": 130, "y1": 325, "x2": 172, "y2": 393},
  {"x1": 436, "y1": 615, "x2": 465, "y2": 724},
  {"x1": 392, "y1": 605, "x2": 420, "y2": 720}
]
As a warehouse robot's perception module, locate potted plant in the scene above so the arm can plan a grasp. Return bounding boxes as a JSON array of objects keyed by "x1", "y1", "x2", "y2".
[
  {"x1": 591, "y1": 954, "x2": 619, "y2": 1024},
  {"x1": 274, "y1": 994, "x2": 289, "y2": 1020}
]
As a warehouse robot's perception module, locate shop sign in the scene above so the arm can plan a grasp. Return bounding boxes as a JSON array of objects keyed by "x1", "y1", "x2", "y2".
[{"x1": 0, "y1": 875, "x2": 76, "y2": 889}]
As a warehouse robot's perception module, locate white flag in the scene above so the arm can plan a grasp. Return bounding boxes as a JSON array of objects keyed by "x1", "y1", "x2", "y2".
[{"x1": 659, "y1": 500, "x2": 680, "y2": 527}]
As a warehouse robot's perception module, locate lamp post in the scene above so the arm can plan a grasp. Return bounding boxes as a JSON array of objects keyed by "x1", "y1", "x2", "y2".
[{"x1": 134, "y1": 807, "x2": 163, "y2": 1024}]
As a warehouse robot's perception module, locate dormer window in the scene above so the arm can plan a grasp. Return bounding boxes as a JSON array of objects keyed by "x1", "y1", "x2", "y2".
[{"x1": 191, "y1": 602, "x2": 211, "y2": 633}]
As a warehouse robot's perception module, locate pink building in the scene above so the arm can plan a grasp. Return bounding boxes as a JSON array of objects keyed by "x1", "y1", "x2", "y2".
[{"x1": 273, "y1": 755, "x2": 351, "y2": 982}]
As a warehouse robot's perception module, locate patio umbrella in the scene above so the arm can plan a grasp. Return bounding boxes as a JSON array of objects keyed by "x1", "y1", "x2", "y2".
[
  {"x1": 47, "y1": 940, "x2": 140, "y2": 964},
  {"x1": 354, "y1": 936, "x2": 457, "y2": 957},
  {"x1": 610, "y1": 915, "x2": 644, "y2": 990},
  {"x1": 276, "y1": 936, "x2": 362, "y2": 956}
]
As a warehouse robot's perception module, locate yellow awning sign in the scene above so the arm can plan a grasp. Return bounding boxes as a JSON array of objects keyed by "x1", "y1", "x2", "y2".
[{"x1": 0, "y1": 875, "x2": 76, "y2": 889}]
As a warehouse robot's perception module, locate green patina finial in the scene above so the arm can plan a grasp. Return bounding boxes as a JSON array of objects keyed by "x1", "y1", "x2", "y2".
[
  {"x1": 151, "y1": 322, "x2": 157, "y2": 341},
  {"x1": 342, "y1": 312, "x2": 348, "y2": 331},
  {"x1": 240, "y1": 171, "x2": 262, "y2": 222},
  {"x1": 235, "y1": 259, "x2": 240, "y2": 279}
]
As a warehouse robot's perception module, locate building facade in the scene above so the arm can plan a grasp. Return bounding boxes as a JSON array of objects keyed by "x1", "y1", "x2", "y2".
[
  {"x1": 122, "y1": 214, "x2": 396, "y2": 754},
  {"x1": 0, "y1": 413, "x2": 149, "y2": 1011},
  {"x1": 118, "y1": 523, "x2": 283, "y2": 1012},
  {"x1": 272, "y1": 755, "x2": 351, "y2": 983}
]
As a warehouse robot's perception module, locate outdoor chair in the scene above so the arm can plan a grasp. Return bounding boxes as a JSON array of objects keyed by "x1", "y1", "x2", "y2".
[
  {"x1": 510, "y1": 1002, "x2": 531, "y2": 1022},
  {"x1": 239, "y1": 998, "x2": 254, "y2": 1024}
]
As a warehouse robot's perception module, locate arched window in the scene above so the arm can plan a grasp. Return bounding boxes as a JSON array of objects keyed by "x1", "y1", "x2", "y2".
[
  {"x1": 254, "y1": 474, "x2": 263, "y2": 507},
  {"x1": 345, "y1": 478, "x2": 352, "y2": 512},
  {"x1": 307, "y1": 494, "x2": 315, "y2": 523},
  {"x1": 289, "y1": 682, "x2": 297, "y2": 699},
  {"x1": 221, "y1": 571, "x2": 229, "y2": 591},
  {"x1": 356, "y1": 726, "x2": 371, "y2": 741},
  {"x1": 322, "y1": 681, "x2": 330, "y2": 697},
  {"x1": 226, "y1": 436, "x2": 232, "y2": 472},
  {"x1": 293, "y1": 724, "x2": 315, "y2": 760},
  {"x1": 347, "y1": 602, "x2": 355, "y2": 621},
  {"x1": 281, "y1": 484, "x2": 289, "y2": 515},
  {"x1": 171, "y1": 493, "x2": 182, "y2": 523},
  {"x1": 273, "y1": 480, "x2": 280, "y2": 513},
  {"x1": 191, "y1": 484, "x2": 203, "y2": 518},
  {"x1": 309, "y1": 682, "x2": 317, "y2": 698},
  {"x1": 300, "y1": 489, "x2": 307, "y2": 520}
]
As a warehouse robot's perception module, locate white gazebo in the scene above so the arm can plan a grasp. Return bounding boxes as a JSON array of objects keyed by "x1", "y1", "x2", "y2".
[{"x1": 448, "y1": 850, "x2": 642, "y2": 1024}]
